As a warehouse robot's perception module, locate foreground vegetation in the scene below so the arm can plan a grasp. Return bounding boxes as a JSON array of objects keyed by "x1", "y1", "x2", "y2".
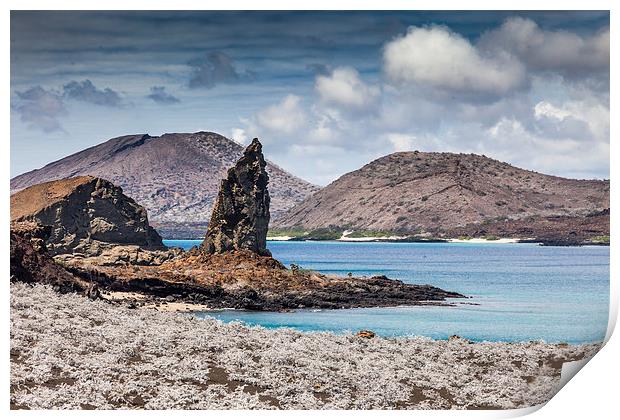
[{"x1": 11, "y1": 283, "x2": 600, "y2": 409}]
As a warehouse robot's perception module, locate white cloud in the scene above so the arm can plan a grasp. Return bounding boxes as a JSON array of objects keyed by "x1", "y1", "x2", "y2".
[
  {"x1": 383, "y1": 25, "x2": 525, "y2": 96},
  {"x1": 533, "y1": 99, "x2": 608, "y2": 142},
  {"x1": 534, "y1": 101, "x2": 572, "y2": 120},
  {"x1": 480, "y1": 17, "x2": 609, "y2": 78},
  {"x1": 230, "y1": 128, "x2": 249, "y2": 145},
  {"x1": 484, "y1": 116, "x2": 608, "y2": 179},
  {"x1": 237, "y1": 20, "x2": 609, "y2": 185},
  {"x1": 13, "y1": 86, "x2": 67, "y2": 132},
  {"x1": 386, "y1": 133, "x2": 417, "y2": 152},
  {"x1": 255, "y1": 95, "x2": 306, "y2": 134},
  {"x1": 307, "y1": 111, "x2": 340, "y2": 143},
  {"x1": 315, "y1": 67, "x2": 380, "y2": 110}
]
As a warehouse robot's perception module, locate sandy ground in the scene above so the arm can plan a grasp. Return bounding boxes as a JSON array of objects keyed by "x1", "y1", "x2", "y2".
[
  {"x1": 142, "y1": 301, "x2": 215, "y2": 312},
  {"x1": 447, "y1": 238, "x2": 524, "y2": 244},
  {"x1": 338, "y1": 236, "x2": 408, "y2": 242},
  {"x1": 338, "y1": 230, "x2": 407, "y2": 242},
  {"x1": 10, "y1": 283, "x2": 601, "y2": 410},
  {"x1": 101, "y1": 291, "x2": 214, "y2": 312}
]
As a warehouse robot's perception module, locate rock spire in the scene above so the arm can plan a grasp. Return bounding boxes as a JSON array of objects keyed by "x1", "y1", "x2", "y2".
[{"x1": 201, "y1": 138, "x2": 271, "y2": 256}]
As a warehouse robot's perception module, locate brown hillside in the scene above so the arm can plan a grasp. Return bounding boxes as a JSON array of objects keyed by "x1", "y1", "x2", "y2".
[
  {"x1": 10, "y1": 132, "x2": 319, "y2": 238},
  {"x1": 273, "y1": 151, "x2": 609, "y2": 238}
]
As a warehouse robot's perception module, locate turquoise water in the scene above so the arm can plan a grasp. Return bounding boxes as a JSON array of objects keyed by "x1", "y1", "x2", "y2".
[{"x1": 163, "y1": 240, "x2": 610, "y2": 343}]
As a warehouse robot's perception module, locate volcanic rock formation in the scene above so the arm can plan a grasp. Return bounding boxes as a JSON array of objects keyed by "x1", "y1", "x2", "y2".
[
  {"x1": 10, "y1": 221, "x2": 94, "y2": 295},
  {"x1": 10, "y1": 176, "x2": 165, "y2": 256},
  {"x1": 201, "y1": 138, "x2": 271, "y2": 256}
]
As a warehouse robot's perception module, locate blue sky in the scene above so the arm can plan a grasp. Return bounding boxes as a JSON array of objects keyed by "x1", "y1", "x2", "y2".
[{"x1": 10, "y1": 11, "x2": 609, "y2": 185}]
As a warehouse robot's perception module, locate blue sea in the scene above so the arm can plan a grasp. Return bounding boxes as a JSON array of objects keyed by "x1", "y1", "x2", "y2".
[{"x1": 163, "y1": 240, "x2": 610, "y2": 344}]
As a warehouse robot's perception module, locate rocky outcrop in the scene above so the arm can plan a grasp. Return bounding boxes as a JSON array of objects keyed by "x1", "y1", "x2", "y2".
[
  {"x1": 63, "y1": 250, "x2": 465, "y2": 311},
  {"x1": 10, "y1": 132, "x2": 319, "y2": 238},
  {"x1": 54, "y1": 245, "x2": 183, "y2": 267},
  {"x1": 10, "y1": 220, "x2": 464, "y2": 310},
  {"x1": 10, "y1": 221, "x2": 92, "y2": 294},
  {"x1": 11, "y1": 176, "x2": 165, "y2": 256},
  {"x1": 201, "y1": 138, "x2": 271, "y2": 256}
]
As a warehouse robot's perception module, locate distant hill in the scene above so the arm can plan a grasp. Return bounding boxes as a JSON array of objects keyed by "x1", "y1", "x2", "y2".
[
  {"x1": 273, "y1": 151, "x2": 609, "y2": 244},
  {"x1": 11, "y1": 132, "x2": 319, "y2": 238}
]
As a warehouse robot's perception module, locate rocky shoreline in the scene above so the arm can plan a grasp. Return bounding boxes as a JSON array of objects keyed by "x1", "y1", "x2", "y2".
[
  {"x1": 10, "y1": 138, "x2": 465, "y2": 311},
  {"x1": 60, "y1": 252, "x2": 465, "y2": 311},
  {"x1": 10, "y1": 283, "x2": 601, "y2": 410}
]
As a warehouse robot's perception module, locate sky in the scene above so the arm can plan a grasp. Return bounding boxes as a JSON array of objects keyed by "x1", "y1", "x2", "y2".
[{"x1": 10, "y1": 11, "x2": 610, "y2": 185}]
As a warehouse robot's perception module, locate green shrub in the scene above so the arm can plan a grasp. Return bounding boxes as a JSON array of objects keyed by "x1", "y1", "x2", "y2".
[
  {"x1": 346, "y1": 230, "x2": 396, "y2": 238},
  {"x1": 267, "y1": 228, "x2": 308, "y2": 238},
  {"x1": 589, "y1": 235, "x2": 610, "y2": 244}
]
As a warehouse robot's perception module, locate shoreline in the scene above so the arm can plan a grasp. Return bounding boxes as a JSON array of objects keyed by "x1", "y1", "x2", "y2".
[
  {"x1": 169, "y1": 237, "x2": 609, "y2": 247},
  {"x1": 447, "y1": 237, "x2": 524, "y2": 244},
  {"x1": 99, "y1": 290, "x2": 601, "y2": 346},
  {"x1": 100, "y1": 288, "x2": 462, "y2": 314},
  {"x1": 263, "y1": 236, "x2": 609, "y2": 246},
  {"x1": 11, "y1": 282, "x2": 602, "y2": 410}
]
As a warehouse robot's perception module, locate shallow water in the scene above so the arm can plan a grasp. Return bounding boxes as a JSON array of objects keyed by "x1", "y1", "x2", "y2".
[{"x1": 163, "y1": 240, "x2": 610, "y2": 343}]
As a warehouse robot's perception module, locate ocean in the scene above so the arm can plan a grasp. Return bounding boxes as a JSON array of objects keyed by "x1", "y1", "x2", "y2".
[{"x1": 163, "y1": 240, "x2": 610, "y2": 344}]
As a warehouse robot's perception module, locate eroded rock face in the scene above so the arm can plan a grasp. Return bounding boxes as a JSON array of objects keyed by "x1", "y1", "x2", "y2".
[
  {"x1": 10, "y1": 221, "x2": 91, "y2": 294},
  {"x1": 10, "y1": 176, "x2": 165, "y2": 256},
  {"x1": 201, "y1": 138, "x2": 271, "y2": 256},
  {"x1": 54, "y1": 245, "x2": 183, "y2": 267}
]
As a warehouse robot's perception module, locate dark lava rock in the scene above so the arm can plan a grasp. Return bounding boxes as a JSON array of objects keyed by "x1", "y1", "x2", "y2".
[
  {"x1": 10, "y1": 221, "x2": 90, "y2": 294},
  {"x1": 86, "y1": 283, "x2": 101, "y2": 300},
  {"x1": 201, "y1": 138, "x2": 271, "y2": 256}
]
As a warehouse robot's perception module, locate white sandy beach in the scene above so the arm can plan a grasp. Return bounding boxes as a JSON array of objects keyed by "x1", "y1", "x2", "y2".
[
  {"x1": 447, "y1": 238, "x2": 524, "y2": 244},
  {"x1": 337, "y1": 232, "x2": 408, "y2": 242},
  {"x1": 268, "y1": 233, "x2": 530, "y2": 243},
  {"x1": 266, "y1": 236, "x2": 294, "y2": 241}
]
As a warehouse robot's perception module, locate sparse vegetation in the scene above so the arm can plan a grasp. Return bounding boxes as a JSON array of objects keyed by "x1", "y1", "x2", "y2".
[
  {"x1": 289, "y1": 264, "x2": 315, "y2": 274},
  {"x1": 589, "y1": 235, "x2": 610, "y2": 244},
  {"x1": 268, "y1": 227, "x2": 344, "y2": 241},
  {"x1": 10, "y1": 283, "x2": 601, "y2": 410},
  {"x1": 267, "y1": 228, "x2": 308, "y2": 238},
  {"x1": 345, "y1": 230, "x2": 398, "y2": 238},
  {"x1": 300, "y1": 228, "x2": 343, "y2": 241}
]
